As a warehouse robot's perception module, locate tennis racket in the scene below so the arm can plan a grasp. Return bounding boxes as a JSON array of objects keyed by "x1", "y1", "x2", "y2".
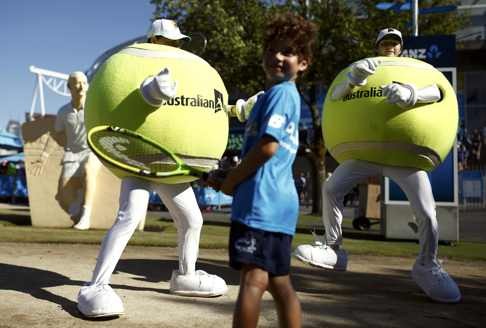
[{"x1": 87, "y1": 125, "x2": 209, "y2": 180}]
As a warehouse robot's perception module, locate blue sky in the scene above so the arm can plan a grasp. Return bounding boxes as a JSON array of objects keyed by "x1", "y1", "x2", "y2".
[{"x1": 1, "y1": 0, "x2": 155, "y2": 129}]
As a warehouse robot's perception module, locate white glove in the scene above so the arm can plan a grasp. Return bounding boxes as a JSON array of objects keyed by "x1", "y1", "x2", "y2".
[
  {"x1": 139, "y1": 68, "x2": 177, "y2": 107},
  {"x1": 347, "y1": 58, "x2": 380, "y2": 86},
  {"x1": 228, "y1": 91, "x2": 264, "y2": 122},
  {"x1": 382, "y1": 82, "x2": 417, "y2": 109}
]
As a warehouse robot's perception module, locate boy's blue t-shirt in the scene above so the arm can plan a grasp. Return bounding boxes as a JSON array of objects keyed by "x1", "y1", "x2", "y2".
[{"x1": 231, "y1": 81, "x2": 300, "y2": 236}]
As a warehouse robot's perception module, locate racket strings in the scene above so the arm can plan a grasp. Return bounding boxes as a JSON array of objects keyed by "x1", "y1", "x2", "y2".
[{"x1": 91, "y1": 131, "x2": 178, "y2": 173}]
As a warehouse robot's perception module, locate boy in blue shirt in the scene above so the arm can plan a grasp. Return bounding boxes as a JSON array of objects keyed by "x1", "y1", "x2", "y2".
[{"x1": 211, "y1": 12, "x2": 316, "y2": 328}]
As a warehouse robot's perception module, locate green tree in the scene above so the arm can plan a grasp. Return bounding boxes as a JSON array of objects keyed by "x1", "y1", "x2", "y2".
[
  {"x1": 150, "y1": 0, "x2": 466, "y2": 214},
  {"x1": 285, "y1": 0, "x2": 466, "y2": 213},
  {"x1": 151, "y1": 0, "x2": 269, "y2": 98}
]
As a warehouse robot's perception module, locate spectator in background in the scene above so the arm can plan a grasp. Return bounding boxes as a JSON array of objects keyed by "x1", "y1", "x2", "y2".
[
  {"x1": 480, "y1": 126, "x2": 486, "y2": 168},
  {"x1": 469, "y1": 129, "x2": 482, "y2": 168},
  {"x1": 458, "y1": 142, "x2": 469, "y2": 171},
  {"x1": 295, "y1": 172, "x2": 307, "y2": 204},
  {"x1": 457, "y1": 121, "x2": 471, "y2": 149}
]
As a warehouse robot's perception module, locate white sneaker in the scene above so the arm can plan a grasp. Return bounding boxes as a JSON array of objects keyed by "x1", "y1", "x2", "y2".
[
  {"x1": 77, "y1": 284, "x2": 124, "y2": 317},
  {"x1": 73, "y1": 207, "x2": 91, "y2": 230},
  {"x1": 412, "y1": 261, "x2": 461, "y2": 303},
  {"x1": 294, "y1": 241, "x2": 348, "y2": 271},
  {"x1": 169, "y1": 270, "x2": 228, "y2": 297}
]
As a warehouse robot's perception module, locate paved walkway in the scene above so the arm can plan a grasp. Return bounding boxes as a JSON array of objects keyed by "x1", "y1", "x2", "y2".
[{"x1": 0, "y1": 243, "x2": 485, "y2": 328}]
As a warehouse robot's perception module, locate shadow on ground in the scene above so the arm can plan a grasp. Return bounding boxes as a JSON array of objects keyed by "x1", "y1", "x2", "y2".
[
  {"x1": 1, "y1": 254, "x2": 485, "y2": 327},
  {"x1": 113, "y1": 257, "x2": 486, "y2": 328},
  {"x1": 0, "y1": 263, "x2": 83, "y2": 317},
  {"x1": 0, "y1": 212, "x2": 31, "y2": 226}
]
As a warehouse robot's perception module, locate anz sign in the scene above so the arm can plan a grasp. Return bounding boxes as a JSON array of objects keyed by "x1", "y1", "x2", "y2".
[
  {"x1": 402, "y1": 35, "x2": 455, "y2": 67},
  {"x1": 402, "y1": 44, "x2": 443, "y2": 61}
]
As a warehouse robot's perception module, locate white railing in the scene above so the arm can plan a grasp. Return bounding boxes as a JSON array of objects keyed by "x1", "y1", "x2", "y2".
[{"x1": 29, "y1": 66, "x2": 70, "y2": 120}]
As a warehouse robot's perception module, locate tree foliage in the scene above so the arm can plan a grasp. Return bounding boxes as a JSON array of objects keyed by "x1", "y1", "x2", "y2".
[
  {"x1": 151, "y1": 0, "x2": 465, "y2": 92},
  {"x1": 150, "y1": 0, "x2": 466, "y2": 213},
  {"x1": 151, "y1": 0, "x2": 270, "y2": 99}
]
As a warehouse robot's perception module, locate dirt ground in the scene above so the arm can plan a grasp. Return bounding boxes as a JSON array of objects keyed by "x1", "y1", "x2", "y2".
[{"x1": 0, "y1": 242, "x2": 485, "y2": 328}]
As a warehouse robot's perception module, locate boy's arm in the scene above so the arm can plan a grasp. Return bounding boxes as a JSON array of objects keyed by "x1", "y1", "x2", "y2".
[{"x1": 219, "y1": 135, "x2": 279, "y2": 195}]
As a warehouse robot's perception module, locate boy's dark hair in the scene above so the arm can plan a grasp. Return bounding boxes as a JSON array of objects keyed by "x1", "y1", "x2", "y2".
[{"x1": 264, "y1": 12, "x2": 317, "y2": 63}]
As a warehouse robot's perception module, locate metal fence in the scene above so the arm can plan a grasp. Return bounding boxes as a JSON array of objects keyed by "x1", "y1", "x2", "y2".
[{"x1": 459, "y1": 166, "x2": 486, "y2": 209}]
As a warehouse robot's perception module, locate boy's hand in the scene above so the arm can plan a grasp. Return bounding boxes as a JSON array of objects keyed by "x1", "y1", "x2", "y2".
[
  {"x1": 203, "y1": 169, "x2": 228, "y2": 191},
  {"x1": 219, "y1": 169, "x2": 238, "y2": 196}
]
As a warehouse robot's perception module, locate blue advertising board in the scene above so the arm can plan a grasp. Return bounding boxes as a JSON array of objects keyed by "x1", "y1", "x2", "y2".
[{"x1": 402, "y1": 35, "x2": 456, "y2": 67}]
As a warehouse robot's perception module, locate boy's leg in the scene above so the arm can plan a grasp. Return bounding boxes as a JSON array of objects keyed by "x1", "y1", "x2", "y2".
[
  {"x1": 155, "y1": 183, "x2": 227, "y2": 297},
  {"x1": 234, "y1": 265, "x2": 269, "y2": 328},
  {"x1": 268, "y1": 274, "x2": 301, "y2": 328}
]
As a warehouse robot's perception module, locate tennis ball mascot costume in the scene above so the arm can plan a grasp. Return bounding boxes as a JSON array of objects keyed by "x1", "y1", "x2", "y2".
[
  {"x1": 294, "y1": 28, "x2": 461, "y2": 303},
  {"x1": 77, "y1": 19, "x2": 231, "y2": 318}
]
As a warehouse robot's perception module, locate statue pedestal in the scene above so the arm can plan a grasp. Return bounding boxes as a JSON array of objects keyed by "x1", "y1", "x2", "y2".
[{"x1": 21, "y1": 116, "x2": 145, "y2": 230}]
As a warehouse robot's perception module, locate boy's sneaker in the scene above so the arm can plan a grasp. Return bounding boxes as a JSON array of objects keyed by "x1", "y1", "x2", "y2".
[
  {"x1": 412, "y1": 261, "x2": 461, "y2": 303},
  {"x1": 77, "y1": 284, "x2": 124, "y2": 317},
  {"x1": 294, "y1": 241, "x2": 348, "y2": 271},
  {"x1": 169, "y1": 270, "x2": 228, "y2": 297}
]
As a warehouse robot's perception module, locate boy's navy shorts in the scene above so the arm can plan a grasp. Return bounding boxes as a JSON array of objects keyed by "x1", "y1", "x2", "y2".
[{"x1": 229, "y1": 221, "x2": 293, "y2": 276}]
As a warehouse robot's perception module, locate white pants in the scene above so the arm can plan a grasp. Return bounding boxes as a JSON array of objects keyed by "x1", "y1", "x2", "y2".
[
  {"x1": 323, "y1": 160, "x2": 439, "y2": 266},
  {"x1": 90, "y1": 177, "x2": 203, "y2": 285}
]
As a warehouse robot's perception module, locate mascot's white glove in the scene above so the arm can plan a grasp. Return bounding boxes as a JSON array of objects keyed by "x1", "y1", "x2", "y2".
[
  {"x1": 382, "y1": 82, "x2": 418, "y2": 109},
  {"x1": 347, "y1": 58, "x2": 380, "y2": 86},
  {"x1": 140, "y1": 68, "x2": 177, "y2": 107},
  {"x1": 416, "y1": 85, "x2": 441, "y2": 103},
  {"x1": 227, "y1": 91, "x2": 264, "y2": 122}
]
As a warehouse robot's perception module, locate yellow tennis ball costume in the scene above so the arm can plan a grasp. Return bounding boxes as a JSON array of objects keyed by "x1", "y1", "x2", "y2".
[
  {"x1": 85, "y1": 43, "x2": 229, "y2": 183},
  {"x1": 323, "y1": 56, "x2": 458, "y2": 171}
]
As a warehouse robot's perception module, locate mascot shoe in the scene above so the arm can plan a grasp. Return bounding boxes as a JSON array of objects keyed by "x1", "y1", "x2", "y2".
[
  {"x1": 169, "y1": 270, "x2": 228, "y2": 297},
  {"x1": 77, "y1": 284, "x2": 124, "y2": 317},
  {"x1": 294, "y1": 242, "x2": 348, "y2": 271},
  {"x1": 412, "y1": 261, "x2": 461, "y2": 303}
]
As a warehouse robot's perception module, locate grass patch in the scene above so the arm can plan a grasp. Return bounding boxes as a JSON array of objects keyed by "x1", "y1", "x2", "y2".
[{"x1": 0, "y1": 206, "x2": 485, "y2": 262}]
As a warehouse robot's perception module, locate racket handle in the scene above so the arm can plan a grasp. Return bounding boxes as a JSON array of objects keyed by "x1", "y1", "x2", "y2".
[
  {"x1": 200, "y1": 172, "x2": 209, "y2": 181},
  {"x1": 201, "y1": 169, "x2": 228, "y2": 191}
]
